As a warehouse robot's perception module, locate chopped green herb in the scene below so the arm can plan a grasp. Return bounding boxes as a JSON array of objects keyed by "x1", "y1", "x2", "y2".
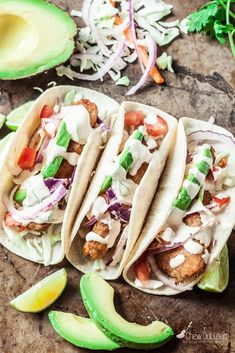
[{"x1": 187, "y1": 0, "x2": 235, "y2": 58}]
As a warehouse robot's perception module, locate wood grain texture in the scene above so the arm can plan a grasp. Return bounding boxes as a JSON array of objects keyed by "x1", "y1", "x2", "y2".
[{"x1": 0, "y1": 1, "x2": 234, "y2": 353}]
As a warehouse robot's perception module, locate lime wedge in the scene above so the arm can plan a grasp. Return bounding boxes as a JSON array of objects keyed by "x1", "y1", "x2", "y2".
[
  {"x1": 10, "y1": 268, "x2": 67, "y2": 313},
  {"x1": 6, "y1": 101, "x2": 34, "y2": 131},
  {"x1": 198, "y1": 245, "x2": 229, "y2": 293},
  {"x1": 48, "y1": 311, "x2": 120, "y2": 350},
  {"x1": 0, "y1": 133, "x2": 15, "y2": 161},
  {"x1": 0, "y1": 113, "x2": 5, "y2": 129}
]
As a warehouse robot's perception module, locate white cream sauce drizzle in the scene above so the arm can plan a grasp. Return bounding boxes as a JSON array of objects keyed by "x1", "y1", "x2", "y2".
[
  {"x1": 124, "y1": 138, "x2": 152, "y2": 176},
  {"x1": 63, "y1": 152, "x2": 79, "y2": 166},
  {"x1": 44, "y1": 142, "x2": 66, "y2": 167},
  {"x1": 61, "y1": 105, "x2": 93, "y2": 143},
  {"x1": 144, "y1": 113, "x2": 157, "y2": 125},
  {"x1": 144, "y1": 135, "x2": 157, "y2": 150},
  {"x1": 170, "y1": 254, "x2": 185, "y2": 268},
  {"x1": 44, "y1": 140, "x2": 79, "y2": 167},
  {"x1": 44, "y1": 104, "x2": 94, "y2": 167},
  {"x1": 184, "y1": 239, "x2": 203, "y2": 254},
  {"x1": 111, "y1": 165, "x2": 137, "y2": 204},
  {"x1": 22, "y1": 175, "x2": 51, "y2": 208},
  {"x1": 86, "y1": 214, "x2": 121, "y2": 249},
  {"x1": 161, "y1": 227, "x2": 175, "y2": 242},
  {"x1": 91, "y1": 196, "x2": 108, "y2": 219},
  {"x1": 183, "y1": 180, "x2": 200, "y2": 199}
]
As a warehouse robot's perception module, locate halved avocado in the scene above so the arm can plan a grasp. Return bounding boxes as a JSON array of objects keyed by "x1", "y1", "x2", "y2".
[
  {"x1": 48, "y1": 311, "x2": 120, "y2": 351},
  {"x1": 0, "y1": 0, "x2": 77, "y2": 79},
  {"x1": 80, "y1": 273, "x2": 174, "y2": 349}
]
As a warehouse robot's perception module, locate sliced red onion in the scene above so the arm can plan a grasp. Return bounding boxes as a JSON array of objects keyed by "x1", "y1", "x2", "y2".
[
  {"x1": 126, "y1": 34, "x2": 157, "y2": 95},
  {"x1": 44, "y1": 178, "x2": 69, "y2": 193},
  {"x1": 187, "y1": 130, "x2": 235, "y2": 148},
  {"x1": 35, "y1": 136, "x2": 50, "y2": 164},
  {"x1": 129, "y1": 0, "x2": 144, "y2": 73},
  {"x1": 97, "y1": 117, "x2": 111, "y2": 131},
  {"x1": 6, "y1": 183, "x2": 67, "y2": 221},
  {"x1": 146, "y1": 242, "x2": 182, "y2": 256},
  {"x1": 106, "y1": 188, "x2": 131, "y2": 222},
  {"x1": 65, "y1": 42, "x2": 126, "y2": 81},
  {"x1": 110, "y1": 205, "x2": 131, "y2": 223},
  {"x1": 81, "y1": 215, "x2": 97, "y2": 228},
  {"x1": 106, "y1": 187, "x2": 117, "y2": 202}
]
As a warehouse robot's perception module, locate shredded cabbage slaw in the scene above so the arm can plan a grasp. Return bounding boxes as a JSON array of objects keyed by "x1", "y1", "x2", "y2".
[{"x1": 57, "y1": 0, "x2": 187, "y2": 94}]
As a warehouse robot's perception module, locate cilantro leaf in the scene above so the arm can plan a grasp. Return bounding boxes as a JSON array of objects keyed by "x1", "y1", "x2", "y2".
[
  {"x1": 214, "y1": 20, "x2": 232, "y2": 44},
  {"x1": 187, "y1": 0, "x2": 235, "y2": 58},
  {"x1": 188, "y1": 3, "x2": 219, "y2": 32}
]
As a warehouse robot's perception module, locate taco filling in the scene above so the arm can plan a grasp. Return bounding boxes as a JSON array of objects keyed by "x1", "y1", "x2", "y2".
[
  {"x1": 133, "y1": 131, "x2": 235, "y2": 291},
  {"x1": 3, "y1": 90, "x2": 103, "y2": 265},
  {"x1": 77, "y1": 110, "x2": 168, "y2": 270}
]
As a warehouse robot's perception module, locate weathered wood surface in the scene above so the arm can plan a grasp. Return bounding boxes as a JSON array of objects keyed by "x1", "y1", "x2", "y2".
[{"x1": 0, "y1": 1, "x2": 234, "y2": 353}]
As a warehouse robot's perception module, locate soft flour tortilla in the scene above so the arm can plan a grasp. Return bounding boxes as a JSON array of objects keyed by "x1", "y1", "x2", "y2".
[
  {"x1": 67, "y1": 101, "x2": 177, "y2": 279},
  {"x1": 123, "y1": 118, "x2": 235, "y2": 295},
  {"x1": 0, "y1": 85, "x2": 119, "y2": 265}
]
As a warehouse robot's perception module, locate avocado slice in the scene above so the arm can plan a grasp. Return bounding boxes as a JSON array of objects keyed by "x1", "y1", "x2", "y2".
[
  {"x1": 0, "y1": 0, "x2": 77, "y2": 79},
  {"x1": 42, "y1": 121, "x2": 71, "y2": 179},
  {"x1": 100, "y1": 129, "x2": 144, "y2": 193},
  {"x1": 80, "y1": 273, "x2": 174, "y2": 349},
  {"x1": 49, "y1": 311, "x2": 120, "y2": 351}
]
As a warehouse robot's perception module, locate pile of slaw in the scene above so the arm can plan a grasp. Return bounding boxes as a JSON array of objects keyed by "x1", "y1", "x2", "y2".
[{"x1": 57, "y1": 0, "x2": 188, "y2": 95}]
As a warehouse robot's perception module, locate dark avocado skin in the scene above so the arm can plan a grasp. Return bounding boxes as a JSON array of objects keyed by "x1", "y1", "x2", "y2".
[{"x1": 80, "y1": 274, "x2": 175, "y2": 349}]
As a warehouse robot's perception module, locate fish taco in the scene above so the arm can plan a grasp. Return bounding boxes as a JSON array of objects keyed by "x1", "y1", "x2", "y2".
[
  {"x1": 123, "y1": 118, "x2": 235, "y2": 295},
  {"x1": 0, "y1": 85, "x2": 119, "y2": 265},
  {"x1": 67, "y1": 101, "x2": 177, "y2": 279}
]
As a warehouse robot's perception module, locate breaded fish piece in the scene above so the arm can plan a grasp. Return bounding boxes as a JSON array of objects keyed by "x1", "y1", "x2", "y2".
[
  {"x1": 83, "y1": 221, "x2": 109, "y2": 260},
  {"x1": 155, "y1": 245, "x2": 206, "y2": 282}
]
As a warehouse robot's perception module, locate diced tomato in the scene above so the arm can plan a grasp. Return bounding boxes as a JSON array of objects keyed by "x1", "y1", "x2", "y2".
[
  {"x1": 212, "y1": 196, "x2": 230, "y2": 208},
  {"x1": 5, "y1": 213, "x2": 26, "y2": 232},
  {"x1": 134, "y1": 258, "x2": 151, "y2": 284},
  {"x1": 124, "y1": 111, "x2": 145, "y2": 126},
  {"x1": 40, "y1": 105, "x2": 54, "y2": 119},
  {"x1": 18, "y1": 147, "x2": 36, "y2": 170},
  {"x1": 146, "y1": 115, "x2": 168, "y2": 138}
]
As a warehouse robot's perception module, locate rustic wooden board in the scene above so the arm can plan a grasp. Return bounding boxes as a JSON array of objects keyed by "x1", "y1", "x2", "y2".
[{"x1": 0, "y1": 1, "x2": 235, "y2": 353}]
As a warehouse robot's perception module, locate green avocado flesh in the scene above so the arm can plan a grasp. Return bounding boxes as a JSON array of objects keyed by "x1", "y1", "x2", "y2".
[
  {"x1": 48, "y1": 311, "x2": 120, "y2": 351},
  {"x1": 100, "y1": 129, "x2": 144, "y2": 193},
  {"x1": 0, "y1": 0, "x2": 77, "y2": 80},
  {"x1": 80, "y1": 273, "x2": 174, "y2": 349},
  {"x1": 42, "y1": 121, "x2": 71, "y2": 178},
  {"x1": 173, "y1": 147, "x2": 212, "y2": 211}
]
